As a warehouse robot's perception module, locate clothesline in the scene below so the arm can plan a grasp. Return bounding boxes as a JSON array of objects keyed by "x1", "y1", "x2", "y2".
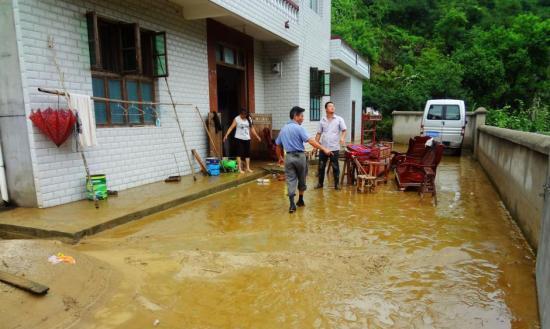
[{"x1": 37, "y1": 87, "x2": 194, "y2": 106}]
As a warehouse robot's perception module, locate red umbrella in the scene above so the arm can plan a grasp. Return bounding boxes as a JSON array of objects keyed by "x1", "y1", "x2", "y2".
[{"x1": 29, "y1": 108, "x2": 77, "y2": 147}]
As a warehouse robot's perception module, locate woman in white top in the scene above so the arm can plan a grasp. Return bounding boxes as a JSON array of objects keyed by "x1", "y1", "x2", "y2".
[{"x1": 223, "y1": 108, "x2": 262, "y2": 173}]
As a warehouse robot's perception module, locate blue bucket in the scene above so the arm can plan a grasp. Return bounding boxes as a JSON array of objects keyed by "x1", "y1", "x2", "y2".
[
  {"x1": 207, "y1": 163, "x2": 220, "y2": 176},
  {"x1": 205, "y1": 157, "x2": 220, "y2": 166}
]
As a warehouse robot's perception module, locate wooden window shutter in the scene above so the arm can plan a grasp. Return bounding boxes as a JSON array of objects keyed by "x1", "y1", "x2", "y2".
[
  {"x1": 153, "y1": 32, "x2": 168, "y2": 78},
  {"x1": 120, "y1": 23, "x2": 142, "y2": 74},
  {"x1": 310, "y1": 67, "x2": 319, "y2": 96},
  {"x1": 86, "y1": 11, "x2": 101, "y2": 69}
]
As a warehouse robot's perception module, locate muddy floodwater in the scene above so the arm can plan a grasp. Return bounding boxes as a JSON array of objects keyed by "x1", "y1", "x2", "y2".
[{"x1": 70, "y1": 154, "x2": 539, "y2": 328}]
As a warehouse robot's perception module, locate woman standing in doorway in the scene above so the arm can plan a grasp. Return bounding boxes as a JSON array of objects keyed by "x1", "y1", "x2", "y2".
[{"x1": 223, "y1": 108, "x2": 262, "y2": 173}]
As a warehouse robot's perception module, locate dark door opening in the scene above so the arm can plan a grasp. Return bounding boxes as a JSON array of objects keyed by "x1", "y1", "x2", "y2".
[
  {"x1": 217, "y1": 65, "x2": 245, "y2": 157},
  {"x1": 351, "y1": 101, "x2": 356, "y2": 142}
]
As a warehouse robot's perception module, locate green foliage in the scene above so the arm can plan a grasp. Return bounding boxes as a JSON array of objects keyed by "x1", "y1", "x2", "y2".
[
  {"x1": 332, "y1": 0, "x2": 550, "y2": 132},
  {"x1": 487, "y1": 98, "x2": 550, "y2": 133}
]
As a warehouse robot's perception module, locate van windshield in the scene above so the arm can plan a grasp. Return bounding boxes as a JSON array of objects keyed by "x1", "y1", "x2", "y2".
[{"x1": 427, "y1": 105, "x2": 461, "y2": 120}]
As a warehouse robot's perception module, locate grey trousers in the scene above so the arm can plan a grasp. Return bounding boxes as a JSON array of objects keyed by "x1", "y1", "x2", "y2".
[{"x1": 285, "y1": 152, "x2": 308, "y2": 197}]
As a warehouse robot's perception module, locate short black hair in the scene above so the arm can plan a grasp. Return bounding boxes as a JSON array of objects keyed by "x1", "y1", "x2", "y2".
[
  {"x1": 289, "y1": 106, "x2": 305, "y2": 119},
  {"x1": 325, "y1": 101, "x2": 334, "y2": 109}
]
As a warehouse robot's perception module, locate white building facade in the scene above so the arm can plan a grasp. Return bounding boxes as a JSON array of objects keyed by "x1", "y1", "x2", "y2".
[{"x1": 0, "y1": 0, "x2": 369, "y2": 208}]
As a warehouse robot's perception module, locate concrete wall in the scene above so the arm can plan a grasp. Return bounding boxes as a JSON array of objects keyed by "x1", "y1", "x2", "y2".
[
  {"x1": 476, "y1": 125, "x2": 549, "y2": 250},
  {"x1": 0, "y1": 0, "x2": 38, "y2": 206},
  {"x1": 537, "y1": 175, "x2": 550, "y2": 329},
  {"x1": 391, "y1": 109, "x2": 485, "y2": 149}
]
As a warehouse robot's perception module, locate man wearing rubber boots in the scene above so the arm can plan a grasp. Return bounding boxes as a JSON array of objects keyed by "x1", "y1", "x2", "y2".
[
  {"x1": 315, "y1": 101, "x2": 347, "y2": 190},
  {"x1": 276, "y1": 106, "x2": 333, "y2": 213}
]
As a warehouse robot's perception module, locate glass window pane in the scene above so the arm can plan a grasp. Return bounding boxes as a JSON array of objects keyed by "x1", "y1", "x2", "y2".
[
  {"x1": 427, "y1": 105, "x2": 444, "y2": 120},
  {"x1": 126, "y1": 81, "x2": 140, "y2": 124},
  {"x1": 223, "y1": 47, "x2": 235, "y2": 65},
  {"x1": 445, "y1": 105, "x2": 461, "y2": 120},
  {"x1": 94, "y1": 102, "x2": 107, "y2": 124},
  {"x1": 141, "y1": 83, "x2": 155, "y2": 124},
  {"x1": 108, "y1": 79, "x2": 125, "y2": 124},
  {"x1": 92, "y1": 77, "x2": 105, "y2": 97},
  {"x1": 92, "y1": 78, "x2": 106, "y2": 124}
]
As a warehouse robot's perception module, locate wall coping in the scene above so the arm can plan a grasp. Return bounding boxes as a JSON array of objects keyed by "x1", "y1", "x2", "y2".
[
  {"x1": 392, "y1": 108, "x2": 487, "y2": 117},
  {"x1": 392, "y1": 111, "x2": 423, "y2": 116},
  {"x1": 479, "y1": 125, "x2": 550, "y2": 155}
]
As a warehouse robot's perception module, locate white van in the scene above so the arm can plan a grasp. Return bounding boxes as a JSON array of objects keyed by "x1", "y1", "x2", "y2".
[{"x1": 421, "y1": 99, "x2": 466, "y2": 152}]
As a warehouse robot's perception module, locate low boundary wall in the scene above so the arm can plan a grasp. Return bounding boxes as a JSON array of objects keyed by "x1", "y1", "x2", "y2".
[{"x1": 391, "y1": 108, "x2": 488, "y2": 152}]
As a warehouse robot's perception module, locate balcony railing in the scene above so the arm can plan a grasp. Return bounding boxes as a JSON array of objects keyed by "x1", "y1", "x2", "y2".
[{"x1": 266, "y1": 0, "x2": 299, "y2": 22}]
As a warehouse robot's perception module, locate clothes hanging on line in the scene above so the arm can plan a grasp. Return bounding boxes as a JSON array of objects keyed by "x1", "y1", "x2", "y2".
[{"x1": 69, "y1": 93, "x2": 97, "y2": 148}]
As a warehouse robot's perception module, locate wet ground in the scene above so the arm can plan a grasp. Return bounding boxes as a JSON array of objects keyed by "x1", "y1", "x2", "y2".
[{"x1": 4, "y1": 154, "x2": 539, "y2": 328}]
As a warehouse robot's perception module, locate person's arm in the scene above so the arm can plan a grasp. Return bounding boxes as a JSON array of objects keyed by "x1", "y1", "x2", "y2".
[
  {"x1": 276, "y1": 144, "x2": 285, "y2": 166},
  {"x1": 223, "y1": 119, "x2": 237, "y2": 142},
  {"x1": 339, "y1": 118, "x2": 347, "y2": 145},
  {"x1": 308, "y1": 138, "x2": 332, "y2": 156},
  {"x1": 315, "y1": 121, "x2": 322, "y2": 143},
  {"x1": 251, "y1": 126, "x2": 261, "y2": 142},
  {"x1": 340, "y1": 130, "x2": 347, "y2": 145},
  {"x1": 300, "y1": 126, "x2": 332, "y2": 156}
]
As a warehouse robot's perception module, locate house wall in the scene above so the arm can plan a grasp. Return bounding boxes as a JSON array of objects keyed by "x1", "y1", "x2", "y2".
[
  {"x1": 350, "y1": 74, "x2": 363, "y2": 142},
  {"x1": 331, "y1": 73, "x2": 350, "y2": 138},
  {"x1": 260, "y1": 0, "x2": 332, "y2": 133},
  {"x1": 0, "y1": 0, "x2": 38, "y2": 206},
  {"x1": 15, "y1": 0, "x2": 210, "y2": 207},
  {"x1": 297, "y1": 0, "x2": 332, "y2": 135}
]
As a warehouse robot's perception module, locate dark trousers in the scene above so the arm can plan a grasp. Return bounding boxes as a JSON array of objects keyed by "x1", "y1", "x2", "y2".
[{"x1": 318, "y1": 151, "x2": 339, "y2": 186}]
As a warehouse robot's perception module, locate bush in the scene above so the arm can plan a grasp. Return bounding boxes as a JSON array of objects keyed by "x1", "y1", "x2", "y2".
[{"x1": 486, "y1": 98, "x2": 550, "y2": 133}]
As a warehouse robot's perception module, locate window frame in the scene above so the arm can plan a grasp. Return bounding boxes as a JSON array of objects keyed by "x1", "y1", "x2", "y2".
[
  {"x1": 86, "y1": 12, "x2": 161, "y2": 127},
  {"x1": 310, "y1": 96, "x2": 321, "y2": 121}
]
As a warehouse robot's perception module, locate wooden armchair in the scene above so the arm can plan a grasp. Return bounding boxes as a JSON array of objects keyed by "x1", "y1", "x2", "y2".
[
  {"x1": 391, "y1": 136, "x2": 431, "y2": 168},
  {"x1": 394, "y1": 142, "x2": 445, "y2": 200}
]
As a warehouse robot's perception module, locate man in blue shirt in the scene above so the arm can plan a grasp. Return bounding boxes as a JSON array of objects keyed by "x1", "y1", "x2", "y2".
[{"x1": 276, "y1": 106, "x2": 332, "y2": 213}]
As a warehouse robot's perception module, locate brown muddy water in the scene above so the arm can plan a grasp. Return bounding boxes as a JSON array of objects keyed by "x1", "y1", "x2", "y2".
[{"x1": 70, "y1": 154, "x2": 539, "y2": 328}]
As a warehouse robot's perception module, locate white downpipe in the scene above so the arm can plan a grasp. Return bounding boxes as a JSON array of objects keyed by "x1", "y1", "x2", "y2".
[{"x1": 0, "y1": 141, "x2": 9, "y2": 203}]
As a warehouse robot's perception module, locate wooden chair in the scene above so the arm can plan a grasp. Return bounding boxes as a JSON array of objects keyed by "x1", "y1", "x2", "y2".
[
  {"x1": 353, "y1": 156, "x2": 377, "y2": 193},
  {"x1": 394, "y1": 142, "x2": 445, "y2": 200},
  {"x1": 391, "y1": 136, "x2": 431, "y2": 168}
]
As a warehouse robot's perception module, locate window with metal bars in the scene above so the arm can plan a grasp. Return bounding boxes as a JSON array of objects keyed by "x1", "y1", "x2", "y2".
[{"x1": 310, "y1": 67, "x2": 330, "y2": 121}]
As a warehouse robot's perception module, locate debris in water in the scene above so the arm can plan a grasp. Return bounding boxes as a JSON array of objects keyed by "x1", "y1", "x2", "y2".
[
  {"x1": 153, "y1": 319, "x2": 160, "y2": 326},
  {"x1": 47, "y1": 253, "x2": 76, "y2": 265}
]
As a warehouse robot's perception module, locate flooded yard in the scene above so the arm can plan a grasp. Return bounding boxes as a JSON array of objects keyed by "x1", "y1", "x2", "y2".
[{"x1": 3, "y1": 154, "x2": 539, "y2": 328}]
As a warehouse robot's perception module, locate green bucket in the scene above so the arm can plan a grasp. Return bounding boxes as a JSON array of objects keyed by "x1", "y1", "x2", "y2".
[
  {"x1": 86, "y1": 174, "x2": 108, "y2": 200},
  {"x1": 221, "y1": 159, "x2": 238, "y2": 172}
]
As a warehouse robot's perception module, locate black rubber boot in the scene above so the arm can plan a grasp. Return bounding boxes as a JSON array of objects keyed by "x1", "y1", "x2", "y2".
[
  {"x1": 289, "y1": 196, "x2": 297, "y2": 213},
  {"x1": 314, "y1": 184, "x2": 323, "y2": 189},
  {"x1": 296, "y1": 195, "x2": 305, "y2": 207}
]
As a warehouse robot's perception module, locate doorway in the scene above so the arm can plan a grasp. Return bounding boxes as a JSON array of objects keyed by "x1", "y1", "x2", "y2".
[
  {"x1": 217, "y1": 65, "x2": 245, "y2": 157},
  {"x1": 351, "y1": 101, "x2": 356, "y2": 142}
]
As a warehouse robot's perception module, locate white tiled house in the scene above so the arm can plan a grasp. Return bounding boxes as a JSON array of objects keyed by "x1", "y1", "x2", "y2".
[{"x1": 0, "y1": 0, "x2": 369, "y2": 208}]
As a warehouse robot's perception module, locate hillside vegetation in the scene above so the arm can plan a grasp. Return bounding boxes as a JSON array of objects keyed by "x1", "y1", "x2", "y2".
[{"x1": 332, "y1": 0, "x2": 549, "y2": 132}]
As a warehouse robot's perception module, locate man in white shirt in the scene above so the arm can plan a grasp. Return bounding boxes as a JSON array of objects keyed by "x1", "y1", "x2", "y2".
[{"x1": 315, "y1": 101, "x2": 347, "y2": 190}]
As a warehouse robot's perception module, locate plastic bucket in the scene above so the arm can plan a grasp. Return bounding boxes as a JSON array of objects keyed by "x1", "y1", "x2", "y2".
[
  {"x1": 221, "y1": 159, "x2": 237, "y2": 172},
  {"x1": 86, "y1": 174, "x2": 108, "y2": 200},
  {"x1": 207, "y1": 163, "x2": 220, "y2": 176},
  {"x1": 205, "y1": 157, "x2": 220, "y2": 166}
]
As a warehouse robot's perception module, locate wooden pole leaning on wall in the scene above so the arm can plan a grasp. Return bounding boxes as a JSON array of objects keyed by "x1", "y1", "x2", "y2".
[{"x1": 193, "y1": 106, "x2": 221, "y2": 158}]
